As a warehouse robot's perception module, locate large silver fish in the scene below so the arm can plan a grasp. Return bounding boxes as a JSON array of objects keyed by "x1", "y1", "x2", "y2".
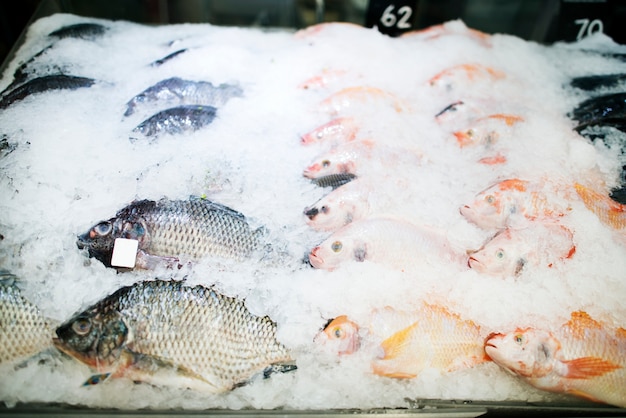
[
  {"x1": 77, "y1": 197, "x2": 266, "y2": 269},
  {"x1": 53, "y1": 280, "x2": 295, "y2": 393},
  {"x1": 0, "y1": 271, "x2": 57, "y2": 366}
]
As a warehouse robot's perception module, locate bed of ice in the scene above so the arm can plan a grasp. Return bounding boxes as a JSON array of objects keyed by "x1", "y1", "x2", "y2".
[{"x1": 0, "y1": 13, "x2": 625, "y2": 411}]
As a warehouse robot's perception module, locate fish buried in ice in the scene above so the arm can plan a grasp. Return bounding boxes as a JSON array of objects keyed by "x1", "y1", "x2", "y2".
[
  {"x1": 53, "y1": 280, "x2": 295, "y2": 393},
  {"x1": 318, "y1": 304, "x2": 490, "y2": 378},
  {"x1": 131, "y1": 105, "x2": 217, "y2": 139},
  {"x1": 0, "y1": 271, "x2": 57, "y2": 366},
  {"x1": 77, "y1": 197, "x2": 266, "y2": 269},
  {"x1": 485, "y1": 311, "x2": 626, "y2": 408}
]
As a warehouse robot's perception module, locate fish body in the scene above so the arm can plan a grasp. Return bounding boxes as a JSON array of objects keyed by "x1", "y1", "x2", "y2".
[
  {"x1": 575, "y1": 183, "x2": 626, "y2": 230},
  {"x1": 131, "y1": 105, "x2": 217, "y2": 139},
  {"x1": 308, "y1": 217, "x2": 462, "y2": 271},
  {"x1": 300, "y1": 117, "x2": 359, "y2": 145},
  {"x1": 428, "y1": 63, "x2": 505, "y2": 91},
  {"x1": 48, "y1": 23, "x2": 107, "y2": 40},
  {"x1": 0, "y1": 271, "x2": 56, "y2": 366},
  {"x1": 318, "y1": 304, "x2": 489, "y2": 378},
  {"x1": 485, "y1": 311, "x2": 626, "y2": 407},
  {"x1": 77, "y1": 197, "x2": 264, "y2": 269},
  {"x1": 124, "y1": 77, "x2": 242, "y2": 117},
  {"x1": 460, "y1": 179, "x2": 569, "y2": 230},
  {"x1": 53, "y1": 280, "x2": 294, "y2": 393},
  {"x1": 468, "y1": 224, "x2": 576, "y2": 277},
  {"x1": 0, "y1": 75, "x2": 95, "y2": 109},
  {"x1": 318, "y1": 86, "x2": 406, "y2": 115}
]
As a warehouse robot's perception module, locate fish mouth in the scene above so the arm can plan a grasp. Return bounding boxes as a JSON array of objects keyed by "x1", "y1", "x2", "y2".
[
  {"x1": 308, "y1": 247, "x2": 324, "y2": 269},
  {"x1": 467, "y1": 256, "x2": 480, "y2": 269},
  {"x1": 484, "y1": 332, "x2": 503, "y2": 350},
  {"x1": 304, "y1": 206, "x2": 319, "y2": 221},
  {"x1": 302, "y1": 165, "x2": 319, "y2": 179}
]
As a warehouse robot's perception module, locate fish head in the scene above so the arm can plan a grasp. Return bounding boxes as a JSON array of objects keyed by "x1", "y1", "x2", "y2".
[
  {"x1": 461, "y1": 180, "x2": 525, "y2": 229},
  {"x1": 315, "y1": 315, "x2": 361, "y2": 355},
  {"x1": 453, "y1": 125, "x2": 499, "y2": 148},
  {"x1": 54, "y1": 308, "x2": 129, "y2": 372},
  {"x1": 303, "y1": 149, "x2": 357, "y2": 179},
  {"x1": 484, "y1": 328, "x2": 559, "y2": 378},
  {"x1": 468, "y1": 229, "x2": 527, "y2": 277},
  {"x1": 77, "y1": 215, "x2": 149, "y2": 267},
  {"x1": 309, "y1": 233, "x2": 365, "y2": 270},
  {"x1": 303, "y1": 188, "x2": 363, "y2": 231}
]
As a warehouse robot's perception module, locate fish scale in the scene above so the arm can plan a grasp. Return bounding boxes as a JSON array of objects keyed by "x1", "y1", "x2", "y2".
[{"x1": 54, "y1": 280, "x2": 294, "y2": 393}]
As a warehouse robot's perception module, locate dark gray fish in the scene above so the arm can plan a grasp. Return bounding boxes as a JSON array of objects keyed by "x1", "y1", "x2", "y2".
[
  {"x1": 77, "y1": 197, "x2": 266, "y2": 269},
  {"x1": 571, "y1": 93, "x2": 626, "y2": 132},
  {"x1": 124, "y1": 77, "x2": 243, "y2": 117},
  {"x1": 311, "y1": 173, "x2": 357, "y2": 189},
  {"x1": 0, "y1": 46, "x2": 55, "y2": 95},
  {"x1": 149, "y1": 49, "x2": 187, "y2": 67},
  {"x1": 0, "y1": 74, "x2": 95, "y2": 110},
  {"x1": 131, "y1": 105, "x2": 217, "y2": 139},
  {"x1": 53, "y1": 280, "x2": 295, "y2": 393},
  {"x1": 48, "y1": 23, "x2": 107, "y2": 40},
  {"x1": 570, "y1": 73, "x2": 626, "y2": 92}
]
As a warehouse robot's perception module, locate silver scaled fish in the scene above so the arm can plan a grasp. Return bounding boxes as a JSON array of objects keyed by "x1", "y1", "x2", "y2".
[
  {"x1": 0, "y1": 270, "x2": 57, "y2": 366},
  {"x1": 53, "y1": 280, "x2": 295, "y2": 393},
  {"x1": 77, "y1": 197, "x2": 266, "y2": 269}
]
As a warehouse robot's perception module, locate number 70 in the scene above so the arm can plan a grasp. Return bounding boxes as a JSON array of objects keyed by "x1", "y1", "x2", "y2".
[{"x1": 574, "y1": 18, "x2": 604, "y2": 41}]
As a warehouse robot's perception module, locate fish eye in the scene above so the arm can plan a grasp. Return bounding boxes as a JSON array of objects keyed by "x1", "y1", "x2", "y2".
[
  {"x1": 320, "y1": 206, "x2": 329, "y2": 214},
  {"x1": 94, "y1": 222, "x2": 112, "y2": 236},
  {"x1": 322, "y1": 160, "x2": 331, "y2": 168},
  {"x1": 496, "y1": 249, "x2": 505, "y2": 259},
  {"x1": 485, "y1": 195, "x2": 495, "y2": 204},
  {"x1": 72, "y1": 317, "x2": 92, "y2": 336},
  {"x1": 466, "y1": 129, "x2": 475, "y2": 138},
  {"x1": 316, "y1": 131, "x2": 324, "y2": 139},
  {"x1": 333, "y1": 327, "x2": 344, "y2": 339},
  {"x1": 331, "y1": 241, "x2": 343, "y2": 252},
  {"x1": 514, "y1": 334, "x2": 524, "y2": 345}
]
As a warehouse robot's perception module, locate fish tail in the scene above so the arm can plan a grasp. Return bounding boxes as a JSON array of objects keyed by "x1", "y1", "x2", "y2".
[{"x1": 575, "y1": 183, "x2": 626, "y2": 230}]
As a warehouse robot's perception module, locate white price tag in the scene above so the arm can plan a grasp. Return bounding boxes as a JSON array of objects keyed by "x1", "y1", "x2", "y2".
[{"x1": 110, "y1": 238, "x2": 139, "y2": 268}]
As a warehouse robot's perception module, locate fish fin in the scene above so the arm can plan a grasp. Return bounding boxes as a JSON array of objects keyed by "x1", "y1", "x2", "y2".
[
  {"x1": 566, "y1": 311, "x2": 603, "y2": 339},
  {"x1": 371, "y1": 364, "x2": 417, "y2": 379},
  {"x1": 562, "y1": 356, "x2": 621, "y2": 379},
  {"x1": 566, "y1": 388, "x2": 609, "y2": 404},
  {"x1": 83, "y1": 373, "x2": 111, "y2": 386},
  {"x1": 263, "y1": 362, "x2": 298, "y2": 379},
  {"x1": 379, "y1": 322, "x2": 419, "y2": 360}
]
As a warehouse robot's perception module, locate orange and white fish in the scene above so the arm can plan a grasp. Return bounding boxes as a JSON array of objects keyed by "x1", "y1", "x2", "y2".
[
  {"x1": 400, "y1": 22, "x2": 491, "y2": 46},
  {"x1": 308, "y1": 217, "x2": 463, "y2": 271},
  {"x1": 460, "y1": 179, "x2": 571, "y2": 230},
  {"x1": 315, "y1": 315, "x2": 360, "y2": 355},
  {"x1": 453, "y1": 114, "x2": 524, "y2": 148},
  {"x1": 575, "y1": 183, "x2": 626, "y2": 230},
  {"x1": 428, "y1": 63, "x2": 506, "y2": 91},
  {"x1": 318, "y1": 86, "x2": 407, "y2": 115},
  {"x1": 467, "y1": 224, "x2": 576, "y2": 277},
  {"x1": 302, "y1": 140, "x2": 422, "y2": 180},
  {"x1": 317, "y1": 304, "x2": 490, "y2": 378},
  {"x1": 300, "y1": 117, "x2": 359, "y2": 146},
  {"x1": 485, "y1": 311, "x2": 626, "y2": 408}
]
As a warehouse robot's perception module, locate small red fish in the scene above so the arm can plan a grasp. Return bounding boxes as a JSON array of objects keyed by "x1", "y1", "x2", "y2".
[
  {"x1": 319, "y1": 86, "x2": 406, "y2": 115},
  {"x1": 485, "y1": 311, "x2": 626, "y2": 407}
]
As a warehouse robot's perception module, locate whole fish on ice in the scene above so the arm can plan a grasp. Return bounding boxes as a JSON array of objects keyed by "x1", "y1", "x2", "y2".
[
  {"x1": 0, "y1": 271, "x2": 57, "y2": 366},
  {"x1": 131, "y1": 105, "x2": 217, "y2": 139},
  {"x1": 77, "y1": 197, "x2": 266, "y2": 269},
  {"x1": 48, "y1": 23, "x2": 108, "y2": 40},
  {"x1": 460, "y1": 179, "x2": 572, "y2": 230},
  {"x1": 467, "y1": 223, "x2": 576, "y2": 277},
  {"x1": 452, "y1": 114, "x2": 524, "y2": 148},
  {"x1": 318, "y1": 86, "x2": 407, "y2": 115},
  {"x1": 485, "y1": 311, "x2": 626, "y2": 408},
  {"x1": 318, "y1": 304, "x2": 490, "y2": 378},
  {"x1": 53, "y1": 280, "x2": 295, "y2": 393},
  {"x1": 308, "y1": 217, "x2": 464, "y2": 271},
  {"x1": 428, "y1": 63, "x2": 505, "y2": 92},
  {"x1": 124, "y1": 77, "x2": 243, "y2": 117},
  {"x1": 300, "y1": 117, "x2": 359, "y2": 146},
  {"x1": 0, "y1": 74, "x2": 95, "y2": 110}
]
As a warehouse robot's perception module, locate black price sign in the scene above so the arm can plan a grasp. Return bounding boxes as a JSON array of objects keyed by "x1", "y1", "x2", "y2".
[
  {"x1": 365, "y1": 0, "x2": 419, "y2": 37},
  {"x1": 551, "y1": 0, "x2": 616, "y2": 42}
]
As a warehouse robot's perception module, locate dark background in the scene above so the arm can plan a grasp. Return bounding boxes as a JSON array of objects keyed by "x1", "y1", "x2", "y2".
[{"x1": 1, "y1": 0, "x2": 625, "y2": 69}]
